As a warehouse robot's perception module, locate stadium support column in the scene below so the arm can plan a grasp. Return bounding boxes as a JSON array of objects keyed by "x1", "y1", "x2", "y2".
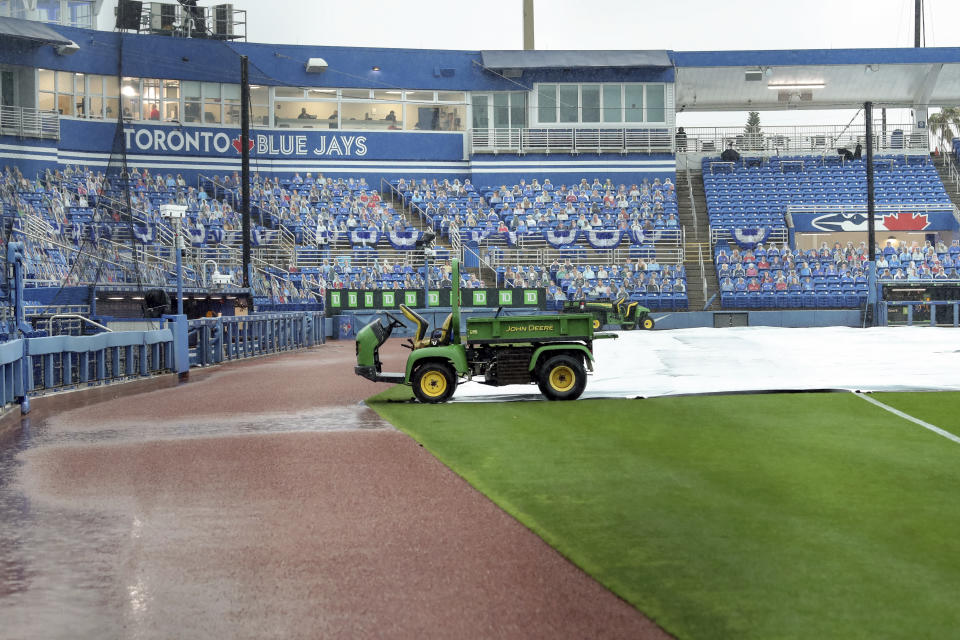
[
  {"x1": 864, "y1": 101, "x2": 878, "y2": 322},
  {"x1": 241, "y1": 55, "x2": 251, "y2": 288},
  {"x1": 915, "y1": 0, "x2": 922, "y2": 47},
  {"x1": 523, "y1": 0, "x2": 534, "y2": 50},
  {"x1": 175, "y1": 216, "x2": 184, "y2": 315}
]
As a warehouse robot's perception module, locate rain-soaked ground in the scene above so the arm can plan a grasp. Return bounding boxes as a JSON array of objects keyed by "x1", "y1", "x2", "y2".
[
  {"x1": 0, "y1": 342, "x2": 666, "y2": 640},
  {"x1": 0, "y1": 347, "x2": 391, "y2": 639}
]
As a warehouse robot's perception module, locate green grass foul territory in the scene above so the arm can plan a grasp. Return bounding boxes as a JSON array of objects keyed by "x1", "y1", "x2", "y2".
[{"x1": 368, "y1": 388, "x2": 960, "y2": 640}]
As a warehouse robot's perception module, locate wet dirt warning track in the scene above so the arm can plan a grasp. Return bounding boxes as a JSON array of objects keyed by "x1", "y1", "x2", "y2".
[{"x1": 0, "y1": 339, "x2": 669, "y2": 639}]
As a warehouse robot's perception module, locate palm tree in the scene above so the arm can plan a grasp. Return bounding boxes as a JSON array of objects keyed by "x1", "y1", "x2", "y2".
[{"x1": 927, "y1": 107, "x2": 960, "y2": 153}]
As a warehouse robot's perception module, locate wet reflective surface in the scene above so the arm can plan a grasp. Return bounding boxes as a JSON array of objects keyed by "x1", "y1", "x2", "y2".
[
  {"x1": 0, "y1": 342, "x2": 668, "y2": 640},
  {"x1": 0, "y1": 403, "x2": 391, "y2": 639}
]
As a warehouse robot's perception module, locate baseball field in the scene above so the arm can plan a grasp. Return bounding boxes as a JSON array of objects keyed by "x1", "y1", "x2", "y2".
[{"x1": 369, "y1": 388, "x2": 960, "y2": 639}]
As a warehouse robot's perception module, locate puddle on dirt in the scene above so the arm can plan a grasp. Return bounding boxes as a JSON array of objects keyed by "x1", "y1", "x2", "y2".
[
  {"x1": 40, "y1": 404, "x2": 390, "y2": 446},
  {"x1": 0, "y1": 402, "x2": 391, "y2": 638}
]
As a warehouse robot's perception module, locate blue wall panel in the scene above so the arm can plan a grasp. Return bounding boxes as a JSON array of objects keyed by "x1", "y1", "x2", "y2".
[
  {"x1": 0, "y1": 135, "x2": 58, "y2": 178},
  {"x1": 48, "y1": 120, "x2": 468, "y2": 182}
]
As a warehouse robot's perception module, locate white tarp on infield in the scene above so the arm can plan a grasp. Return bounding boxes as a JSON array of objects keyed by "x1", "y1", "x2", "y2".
[{"x1": 450, "y1": 326, "x2": 960, "y2": 402}]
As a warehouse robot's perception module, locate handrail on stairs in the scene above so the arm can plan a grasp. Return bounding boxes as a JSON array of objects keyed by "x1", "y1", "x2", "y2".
[
  {"x1": 697, "y1": 242, "x2": 708, "y2": 307},
  {"x1": 685, "y1": 162, "x2": 700, "y2": 243},
  {"x1": 45, "y1": 314, "x2": 112, "y2": 336},
  {"x1": 942, "y1": 151, "x2": 960, "y2": 195}
]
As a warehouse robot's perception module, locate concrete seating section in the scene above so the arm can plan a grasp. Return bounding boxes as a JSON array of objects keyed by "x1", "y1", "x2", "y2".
[
  {"x1": 392, "y1": 176, "x2": 688, "y2": 309},
  {"x1": 716, "y1": 242, "x2": 869, "y2": 309},
  {"x1": 703, "y1": 154, "x2": 950, "y2": 230},
  {"x1": 394, "y1": 177, "x2": 680, "y2": 240},
  {"x1": 302, "y1": 262, "x2": 483, "y2": 291},
  {"x1": 4, "y1": 166, "x2": 691, "y2": 307},
  {"x1": 2, "y1": 167, "x2": 313, "y2": 302},
  {"x1": 503, "y1": 260, "x2": 688, "y2": 311}
]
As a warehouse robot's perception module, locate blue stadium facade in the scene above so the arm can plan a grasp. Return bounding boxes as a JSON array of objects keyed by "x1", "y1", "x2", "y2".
[
  {"x1": 5, "y1": 15, "x2": 960, "y2": 326},
  {"x1": 0, "y1": 24, "x2": 679, "y2": 185}
]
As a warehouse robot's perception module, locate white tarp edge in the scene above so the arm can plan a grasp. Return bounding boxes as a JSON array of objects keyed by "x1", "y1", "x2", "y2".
[{"x1": 450, "y1": 326, "x2": 960, "y2": 402}]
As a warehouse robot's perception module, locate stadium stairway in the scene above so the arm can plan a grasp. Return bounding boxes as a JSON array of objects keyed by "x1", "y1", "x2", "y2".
[
  {"x1": 933, "y1": 154, "x2": 960, "y2": 212},
  {"x1": 677, "y1": 162, "x2": 716, "y2": 310}
]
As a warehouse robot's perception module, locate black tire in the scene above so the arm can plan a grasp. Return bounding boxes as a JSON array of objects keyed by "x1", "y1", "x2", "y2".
[
  {"x1": 640, "y1": 316, "x2": 655, "y2": 330},
  {"x1": 621, "y1": 323, "x2": 634, "y2": 331},
  {"x1": 411, "y1": 362, "x2": 457, "y2": 403},
  {"x1": 537, "y1": 354, "x2": 587, "y2": 401}
]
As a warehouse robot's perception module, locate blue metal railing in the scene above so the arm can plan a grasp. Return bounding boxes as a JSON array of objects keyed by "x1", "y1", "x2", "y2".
[
  {"x1": 0, "y1": 322, "x2": 178, "y2": 410},
  {"x1": 27, "y1": 328, "x2": 175, "y2": 393},
  {"x1": 880, "y1": 300, "x2": 960, "y2": 327},
  {"x1": 188, "y1": 312, "x2": 325, "y2": 368},
  {"x1": 0, "y1": 339, "x2": 26, "y2": 408},
  {"x1": 0, "y1": 311, "x2": 325, "y2": 414}
]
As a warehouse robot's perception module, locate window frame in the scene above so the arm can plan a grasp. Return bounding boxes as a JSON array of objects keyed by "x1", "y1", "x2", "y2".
[{"x1": 532, "y1": 82, "x2": 668, "y2": 126}]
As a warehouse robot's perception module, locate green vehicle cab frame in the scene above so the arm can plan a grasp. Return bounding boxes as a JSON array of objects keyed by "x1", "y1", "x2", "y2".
[
  {"x1": 563, "y1": 298, "x2": 655, "y2": 331},
  {"x1": 354, "y1": 259, "x2": 613, "y2": 403}
]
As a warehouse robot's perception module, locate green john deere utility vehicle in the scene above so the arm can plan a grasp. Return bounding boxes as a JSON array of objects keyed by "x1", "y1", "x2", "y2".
[
  {"x1": 563, "y1": 298, "x2": 655, "y2": 331},
  {"x1": 354, "y1": 259, "x2": 614, "y2": 403}
]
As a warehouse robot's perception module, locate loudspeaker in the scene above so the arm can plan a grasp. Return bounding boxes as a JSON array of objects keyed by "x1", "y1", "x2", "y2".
[
  {"x1": 143, "y1": 289, "x2": 171, "y2": 318},
  {"x1": 150, "y1": 2, "x2": 176, "y2": 31},
  {"x1": 160, "y1": 3, "x2": 176, "y2": 29},
  {"x1": 214, "y1": 4, "x2": 233, "y2": 36},
  {"x1": 116, "y1": 0, "x2": 142, "y2": 30}
]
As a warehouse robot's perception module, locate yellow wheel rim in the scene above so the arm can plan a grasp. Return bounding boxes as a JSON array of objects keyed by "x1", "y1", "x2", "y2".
[
  {"x1": 643, "y1": 318, "x2": 654, "y2": 329},
  {"x1": 592, "y1": 319, "x2": 601, "y2": 329},
  {"x1": 549, "y1": 365, "x2": 576, "y2": 393},
  {"x1": 421, "y1": 371, "x2": 448, "y2": 398}
]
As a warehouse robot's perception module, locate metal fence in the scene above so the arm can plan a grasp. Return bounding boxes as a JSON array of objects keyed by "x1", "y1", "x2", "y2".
[
  {"x1": 880, "y1": 300, "x2": 960, "y2": 327},
  {"x1": 0, "y1": 310, "x2": 327, "y2": 413},
  {"x1": 0, "y1": 105, "x2": 60, "y2": 140},
  {"x1": 682, "y1": 123, "x2": 925, "y2": 155},
  {"x1": 0, "y1": 324, "x2": 176, "y2": 409},
  {"x1": 189, "y1": 312, "x2": 325, "y2": 368},
  {"x1": 28, "y1": 327, "x2": 174, "y2": 393},
  {"x1": 710, "y1": 227, "x2": 789, "y2": 248},
  {"x1": 471, "y1": 127, "x2": 673, "y2": 154}
]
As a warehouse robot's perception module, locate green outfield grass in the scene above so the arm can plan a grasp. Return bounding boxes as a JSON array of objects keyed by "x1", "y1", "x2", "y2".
[
  {"x1": 369, "y1": 388, "x2": 960, "y2": 640},
  {"x1": 874, "y1": 391, "x2": 960, "y2": 431}
]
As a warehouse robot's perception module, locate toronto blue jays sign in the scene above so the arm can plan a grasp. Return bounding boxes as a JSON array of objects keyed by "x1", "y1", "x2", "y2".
[
  {"x1": 59, "y1": 121, "x2": 463, "y2": 162},
  {"x1": 123, "y1": 129, "x2": 370, "y2": 157}
]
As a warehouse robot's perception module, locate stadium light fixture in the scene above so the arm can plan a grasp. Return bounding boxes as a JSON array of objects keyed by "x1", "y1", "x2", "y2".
[
  {"x1": 371, "y1": 66, "x2": 381, "y2": 71},
  {"x1": 767, "y1": 82, "x2": 825, "y2": 90},
  {"x1": 305, "y1": 58, "x2": 328, "y2": 73},
  {"x1": 55, "y1": 40, "x2": 80, "y2": 56}
]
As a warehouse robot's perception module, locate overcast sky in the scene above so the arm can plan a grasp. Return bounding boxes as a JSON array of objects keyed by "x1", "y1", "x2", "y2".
[{"x1": 97, "y1": 0, "x2": 960, "y2": 126}]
